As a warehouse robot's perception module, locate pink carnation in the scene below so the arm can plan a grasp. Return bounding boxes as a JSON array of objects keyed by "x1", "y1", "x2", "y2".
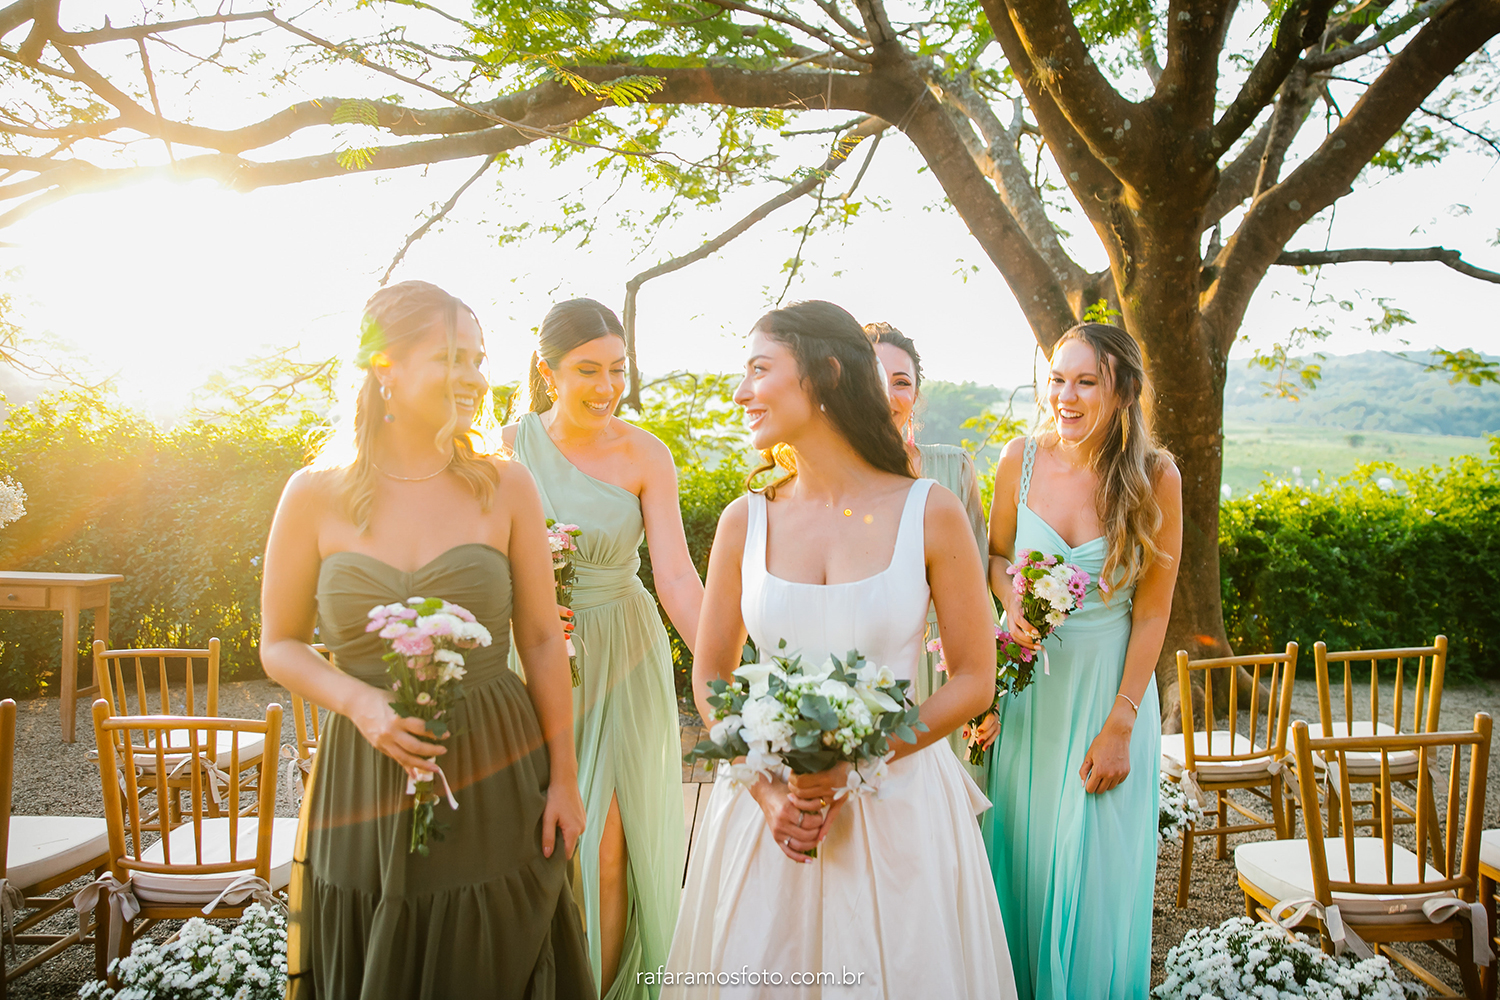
[
  {"x1": 393, "y1": 632, "x2": 434, "y2": 658},
  {"x1": 379, "y1": 621, "x2": 411, "y2": 639}
]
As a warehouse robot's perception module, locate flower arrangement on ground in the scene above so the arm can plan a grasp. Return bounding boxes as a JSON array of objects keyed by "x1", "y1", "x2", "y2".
[
  {"x1": 79, "y1": 902, "x2": 287, "y2": 1000},
  {"x1": 1153, "y1": 917, "x2": 1421, "y2": 999},
  {"x1": 927, "y1": 626, "x2": 1037, "y2": 766},
  {"x1": 1158, "y1": 770, "x2": 1205, "y2": 844},
  {"x1": 366, "y1": 596, "x2": 491, "y2": 854},
  {"x1": 686, "y1": 642, "x2": 925, "y2": 856},
  {"x1": 546, "y1": 519, "x2": 583, "y2": 686}
]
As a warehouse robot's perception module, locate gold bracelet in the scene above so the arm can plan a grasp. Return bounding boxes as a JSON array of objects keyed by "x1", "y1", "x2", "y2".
[{"x1": 1115, "y1": 692, "x2": 1139, "y2": 715}]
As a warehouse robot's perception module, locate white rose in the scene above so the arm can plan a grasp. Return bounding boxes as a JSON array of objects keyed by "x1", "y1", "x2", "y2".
[{"x1": 709, "y1": 714, "x2": 743, "y2": 746}]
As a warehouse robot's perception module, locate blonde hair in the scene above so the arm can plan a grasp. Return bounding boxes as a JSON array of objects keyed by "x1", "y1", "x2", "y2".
[
  {"x1": 314, "y1": 281, "x2": 499, "y2": 531},
  {"x1": 1043, "y1": 323, "x2": 1168, "y2": 594}
]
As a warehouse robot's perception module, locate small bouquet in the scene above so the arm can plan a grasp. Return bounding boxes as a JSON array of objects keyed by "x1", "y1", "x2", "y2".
[
  {"x1": 546, "y1": 519, "x2": 583, "y2": 687},
  {"x1": 928, "y1": 625, "x2": 1037, "y2": 766},
  {"x1": 685, "y1": 642, "x2": 926, "y2": 857},
  {"x1": 366, "y1": 596, "x2": 492, "y2": 855},
  {"x1": 1006, "y1": 550, "x2": 1089, "y2": 673}
]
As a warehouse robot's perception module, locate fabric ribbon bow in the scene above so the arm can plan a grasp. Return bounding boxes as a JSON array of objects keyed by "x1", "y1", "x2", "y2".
[
  {"x1": 406, "y1": 763, "x2": 460, "y2": 811},
  {"x1": 281, "y1": 744, "x2": 315, "y2": 807},
  {"x1": 201, "y1": 873, "x2": 282, "y2": 916},
  {"x1": 1270, "y1": 896, "x2": 1373, "y2": 960},
  {"x1": 73, "y1": 873, "x2": 141, "y2": 967},
  {"x1": 0, "y1": 878, "x2": 25, "y2": 959},
  {"x1": 166, "y1": 750, "x2": 232, "y2": 810}
]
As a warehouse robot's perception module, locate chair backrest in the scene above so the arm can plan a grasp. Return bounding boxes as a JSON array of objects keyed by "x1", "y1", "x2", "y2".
[
  {"x1": 1314, "y1": 637, "x2": 1446, "y2": 738},
  {"x1": 1174, "y1": 642, "x2": 1298, "y2": 768},
  {"x1": 0, "y1": 698, "x2": 13, "y2": 881},
  {"x1": 1290, "y1": 713, "x2": 1490, "y2": 904},
  {"x1": 91, "y1": 699, "x2": 283, "y2": 883},
  {"x1": 93, "y1": 640, "x2": 220, "y2": 719}
]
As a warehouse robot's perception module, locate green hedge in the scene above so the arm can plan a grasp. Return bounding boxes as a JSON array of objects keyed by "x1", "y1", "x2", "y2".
[
  {"x1": 1219, "y1": 438, "x2": 1500, "y2": 681},
  {"x1": 0, "y1": 397, "x2": 314, "y2": 698}
]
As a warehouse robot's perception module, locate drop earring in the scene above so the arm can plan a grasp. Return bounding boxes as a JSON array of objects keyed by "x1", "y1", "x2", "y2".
[{"x1": 381, "y1": 384, "x2": 395, "y2": 423}]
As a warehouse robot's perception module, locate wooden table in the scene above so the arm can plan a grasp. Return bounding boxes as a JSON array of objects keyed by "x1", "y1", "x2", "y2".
[{"x1": 0, "y1": 572, "x2": 123, "y2": 742}]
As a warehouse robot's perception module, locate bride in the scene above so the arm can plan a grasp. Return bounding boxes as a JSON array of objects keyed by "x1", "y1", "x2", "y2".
[{"x1": 665, "y1": 301, "x2": 1015, "y2": 998}]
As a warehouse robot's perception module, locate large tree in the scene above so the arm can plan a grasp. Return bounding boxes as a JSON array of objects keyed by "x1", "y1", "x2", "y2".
[{"x1": 2, "y1": 0, "x2": 1497, "y2": 718}]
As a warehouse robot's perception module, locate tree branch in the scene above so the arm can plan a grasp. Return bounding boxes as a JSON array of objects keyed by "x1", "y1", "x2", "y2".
[
  {"x1": 981, "y1": 0, "x2": 1140, "y2": 179},
  {"x1": 55, "y1": 10, "x2": 276, "y2": 45},
  {"x1": 1275, "y1": 245, "x2": 1500, "y2": 283},
  {"x1": 1204, "y1": 0, "x2": 1500, "y2": 346},
  {"x1": 1156, "y1": 0, "x2": 1238, "y2": 132},
  {"x1": 380, "y1": 153, "x2": 499, "y2": 286},
  {"x1": 702, "y1": 0, "x2": 872, "y2": 60},
  {"x1": 1304, "y1": 0, "x2": 1459, "y2": 70},
  {"x1": 1212, "y1": 0, "x2": 1338, "y2": 152},
  {"x1": 1201, "y1": 118, "x2": 1272, "y2": 225}
]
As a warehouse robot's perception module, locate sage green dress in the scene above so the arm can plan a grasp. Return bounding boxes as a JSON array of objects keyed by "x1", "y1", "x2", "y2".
[
  {"x1": 509, "y1": 413, "x2": 684, "y2": 1000},
  {"x1": 914, "y1": 444, "x2": 994, "y2": 787},
  {"x1": 287, "y1": 543, "x2": 595, "y2": 1000}
]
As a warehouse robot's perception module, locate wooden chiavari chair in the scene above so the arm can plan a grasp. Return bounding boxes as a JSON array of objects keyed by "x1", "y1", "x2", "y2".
[
  {"x1": 284, "y1": 644, "x2": 331, "y2": 801},
  {"x1": 1480, "y1": 829, "x2": 1498, "y2": 1000},
  {"x1": 93, "y1": 639, "x2": 265, "y2": 825},
  {"x1": 1162, "y1": 642, "x2": 1298, "y2": 906},
  {"x1": 1310, "y1": 638, "x2": 1446, "y2": 841},
  {"x1": 1237, "y1": 714, "x2": 1493, "y2": 998},
  {"x1": 87, "y1": 700, "x2": 297, "y2": 976},
  {"x1": 0, "y1": 699, "x2": 111, "y2": 993}
]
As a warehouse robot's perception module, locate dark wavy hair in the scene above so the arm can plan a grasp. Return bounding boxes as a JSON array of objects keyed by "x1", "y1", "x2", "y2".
[
  {"x1": 748, "y1": 301, "x2": 913, "y2": 498},
  {"x1": 526, "y1": 298, "x2": 626, "y2": 413},
  {"x1": 863, "y1": 321, "x2": 923, "y2": 391}
]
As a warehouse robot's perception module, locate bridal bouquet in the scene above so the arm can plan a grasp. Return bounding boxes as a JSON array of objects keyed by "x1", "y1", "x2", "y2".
[
  {"x1": 686, "y1": 642, "x2": 925, "y2": 856},
  {"x1": 366, "y1": 596, "x2": 492, "y2": 855},
  {"x1": 1006, "y1": 551, "x2": 1089, "y2": 674},
  {"x1": 928, "y1": 626, "x2": 1037, "y2": 766},
  {"x1": 546, "y1": 519, "x2": 583, "y2": 686}
]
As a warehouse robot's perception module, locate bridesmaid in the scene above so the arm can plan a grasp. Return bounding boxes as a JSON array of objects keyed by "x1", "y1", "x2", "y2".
[
  {"x1": 503, "y1": 299, "x2": 700, "y2": 1000},
  {"x1": 865, "y1": 322, "x2": 993, "y2": 777},
  {"x1": 980, "y1": 323, "x2": 1181, "y2": 999},
  {"x1": 260, "y1": 280, "x2": 592, "y2": 998}
]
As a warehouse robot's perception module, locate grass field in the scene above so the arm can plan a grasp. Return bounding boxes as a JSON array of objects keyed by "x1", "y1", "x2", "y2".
[{"x1": 1220, "y1": 420, "x2": 1491, "y2": 495}]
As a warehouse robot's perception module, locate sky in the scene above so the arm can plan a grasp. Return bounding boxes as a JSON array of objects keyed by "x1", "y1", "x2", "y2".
[{"x1": 2, "y1": 6, "x2": 1497, "y2": 420}]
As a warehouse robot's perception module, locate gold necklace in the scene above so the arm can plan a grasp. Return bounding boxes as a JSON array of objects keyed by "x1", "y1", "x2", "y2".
[{"x1": 372, "y1": 457, "x2": 453, "y2": 482}]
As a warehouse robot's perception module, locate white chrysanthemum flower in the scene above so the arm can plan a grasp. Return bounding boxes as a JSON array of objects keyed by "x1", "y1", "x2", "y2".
[{"x1": 709, "y1": 714, "x2": 743, "y2": 746}]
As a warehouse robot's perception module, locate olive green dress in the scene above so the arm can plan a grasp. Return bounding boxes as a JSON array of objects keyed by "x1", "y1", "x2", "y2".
[
  {"x1": 509, "y1": 413, "x2": 684, "y2": 1000},
  {"x1": 914, "y1": 444, "x2": 995, "y2": 786},
  {"x1": 287, "y1": 543, "x2": 595, "y2": 1000}
]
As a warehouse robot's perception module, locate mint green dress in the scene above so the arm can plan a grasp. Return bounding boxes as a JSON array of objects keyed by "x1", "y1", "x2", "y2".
[
  {"x1": 509, "y1": 413, "x2": 684, "y2": 1000},
  {"x1": 288, "y1": 544, "x2": 594, "y2": 1000},
  {"x1": 987, "y1": 437, "x2": 1160, "y2": 1000},
  {"x1": 913, "y1": 444, "x2": 994, "y2": 785}
]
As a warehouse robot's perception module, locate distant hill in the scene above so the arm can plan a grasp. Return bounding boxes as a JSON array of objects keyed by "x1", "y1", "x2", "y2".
[
  {"x1": 1223, "y1": 350, "x2": 1500, "y2": 437},
  {"x1": 915, "y1": 380, "x2": 1035, "y2": 459}
]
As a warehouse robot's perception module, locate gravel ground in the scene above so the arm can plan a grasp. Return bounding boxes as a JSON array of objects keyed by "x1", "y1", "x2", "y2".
[{"x1": 6, "y1": 677, "x2": 1497, "y2": 997}]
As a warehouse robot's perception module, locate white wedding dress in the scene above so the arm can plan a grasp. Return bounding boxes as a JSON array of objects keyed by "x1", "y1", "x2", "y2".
[{"x1": 665, "y1": 479, "x2": 1016, "y2": 998}]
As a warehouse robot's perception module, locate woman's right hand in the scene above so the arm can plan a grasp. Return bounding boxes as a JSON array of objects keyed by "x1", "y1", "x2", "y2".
[
  {"x1": 347, "y1": 685, "x2": 448, "y2": 772},
  {"x1": 1002, "y1": 587, "x2": 1040, "y2": 649},
  {"x1": 749, "y1": 776, "x2": 820, "y2": 862}
]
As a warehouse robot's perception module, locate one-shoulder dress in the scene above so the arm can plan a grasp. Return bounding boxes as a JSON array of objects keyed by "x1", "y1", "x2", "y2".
[
  {"x1": 509, "y1": 412, "x2": 685, "y2": 1000},
  {"x1": 665, "y1": 479, "x2": 1015, "y2": 999},
  {"x1": 987, "y1": 438, "x2": 1161, "y2": 999},
  {"x1": 287, "y1": 543, "x2": 595, "y2": 1000}
]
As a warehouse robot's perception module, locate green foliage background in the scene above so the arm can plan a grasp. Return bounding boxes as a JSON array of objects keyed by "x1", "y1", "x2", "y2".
[
  {"x1": 1219, "y1": 439, "x2": 1500, "y2": 681},
  {"x1": 1, "y1": 381, "x2": 1495, "y2": 703}
]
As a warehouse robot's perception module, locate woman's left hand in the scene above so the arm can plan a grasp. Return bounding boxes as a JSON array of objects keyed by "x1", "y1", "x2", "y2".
[
  {"x1": 1079, "y1": 709, "x2": 1134, "y2": 793},
  {"x1": 541, "y1": 778, "x2": 587, "y2": 859}
]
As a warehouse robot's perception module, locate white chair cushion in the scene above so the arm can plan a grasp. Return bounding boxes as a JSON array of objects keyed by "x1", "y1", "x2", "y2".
[
  {"x1": 1236, "y1": 836, "x2": 1455, "y2": 924},
  {"x1": 135, "y1": 730, "x2": 267, "y2": 774},
  {"x1": 133, "y1": 817, "x2": 298, "y2": 906},
  {"x1": 1297, "y1": 721, "x2": 1421, "y2": 777},
  {"x1": 1481, "y1": 829, "x2": 1499, "y2": 875},
  {"x1": 1161, "y1": 731, "x2": 1275, "y2": 780},
  {"x1": 6, "y1": 816, "x2": 110, "y2": 889}
]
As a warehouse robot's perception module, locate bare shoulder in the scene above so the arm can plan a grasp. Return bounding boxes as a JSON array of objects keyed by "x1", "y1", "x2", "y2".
[
  {"x1": 616, "y1": 418, "x2": 674, "y2": 469},
  {"x1": 715, "y1": 494, "x2": 751, "y2": 545},
  {"x1": 1153, "y1": 452, "x2": 1182, "y2": 500},
  {"x1": 499, "y1": 422, "x2": 519, "y2": 453},
  {"x1": 280, "y1": 466, "x2": 340, "y2": 508},
  {"x1": 488, "y1": 453, "x2": 537, "y2": 496},
  {"x1": 996, "y1": 435, "x2": 1028, "y2": 479},
  {"x1": 921, "y1": 481, "x2": 970, "y2": 531}
]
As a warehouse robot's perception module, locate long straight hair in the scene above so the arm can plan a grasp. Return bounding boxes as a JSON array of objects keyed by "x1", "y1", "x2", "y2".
[
  {"x1": 316, "y1": 281, "x2": 499, "y2": 531},
  {"x1": 747, "y1": 301, "x2": 913, "y2": 498},
  {"x1": 1044, "y1": 322, "x2": 1167, "y2": 593}
]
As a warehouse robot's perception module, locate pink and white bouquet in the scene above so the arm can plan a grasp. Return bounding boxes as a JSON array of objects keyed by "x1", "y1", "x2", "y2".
[
  {"x1": 1007, "y1": 549, "x2": 1088, "y2": 646},
  {"x1": 546, "y1": 519, "x2": 583, "y2": 687},
  {"x1": 928, "y1": 626, "x2": 1038, "y2": 766},
  {"x1": 685, "y1": 642, "x2": 925, "y2": 857},
  {"x1": 366, "y1": 596, "x2": 492, "y2": 855}
]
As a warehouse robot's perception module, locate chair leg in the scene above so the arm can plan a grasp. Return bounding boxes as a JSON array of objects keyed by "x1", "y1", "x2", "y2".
[
  {"x1": 1456, "y1": 919, "x2": 1484, "y2": 1000},
  {"x1": 1326, "y1": 783, "x2": 1341, "y2": 838},
  {"x1": 1177, "y1": 822, "x2": 1194, "y2": 908},
  {"x1": 1243, "y1": 890, "x2": 1257, "y2": 919},
  {"x1": 1217, "y1": 791, "x2": 1229, "y2": 860}
]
